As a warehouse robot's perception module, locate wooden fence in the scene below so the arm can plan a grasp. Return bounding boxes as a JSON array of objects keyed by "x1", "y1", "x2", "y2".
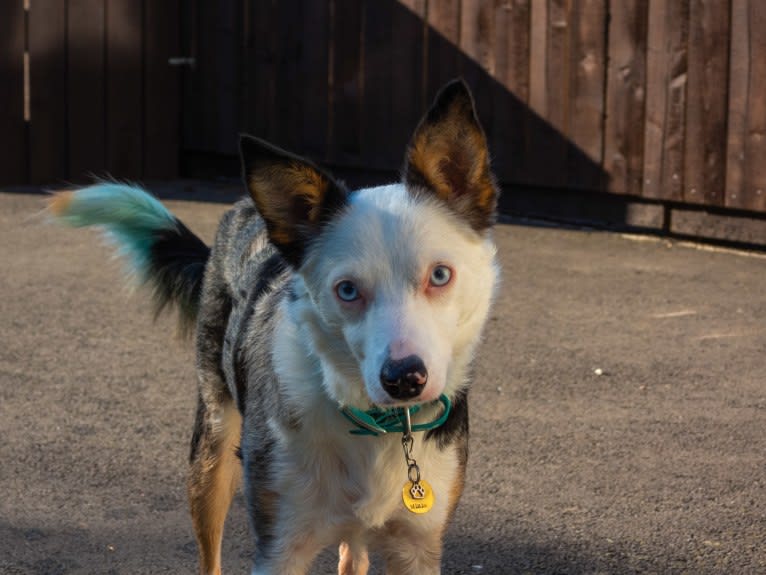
[
  {"x1": 0, "y1": 0, "x2": 180, "y2": 185},
  {"x1": 184, "y1": 0, "x2": 765, "y2": 215},
  {"x1": 2, "y1": 0, "x2": 765, "y2": 217}
]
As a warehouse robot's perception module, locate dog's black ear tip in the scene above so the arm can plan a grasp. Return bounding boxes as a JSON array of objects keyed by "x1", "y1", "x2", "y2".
[
  {"x1": 428, "y1": 78, "x2": 477, "y2": 121},
  {"x1": 238, "y1": 134, "x2": 258, "y2": 164},
  {"x1": 239, "y1": 135, "x2": 292, "y2": 172},
  {"x1": 442, "y1": 77, "x2": 471, "y2": 95}
]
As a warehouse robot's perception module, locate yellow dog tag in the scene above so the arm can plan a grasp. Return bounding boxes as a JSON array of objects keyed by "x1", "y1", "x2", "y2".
[{"x1": 402, "y1": 479, "x2": 434, "y2": 514}]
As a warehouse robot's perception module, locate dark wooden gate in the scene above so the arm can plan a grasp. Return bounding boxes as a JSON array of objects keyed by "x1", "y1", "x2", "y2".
[{"x1": 0, "y1": 0, "x2": 181, "y2": 186}]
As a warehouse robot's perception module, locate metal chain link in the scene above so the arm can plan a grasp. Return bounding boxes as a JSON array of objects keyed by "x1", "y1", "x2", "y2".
[{"x1": 401, "y1": 408, "x2": 422, "y2": 485}]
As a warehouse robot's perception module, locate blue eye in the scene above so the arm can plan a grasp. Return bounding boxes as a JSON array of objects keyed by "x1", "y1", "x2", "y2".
[
  {"x1": 335, "y1": 280, "x2": 360, "y2": 302},
  {"x1": 430, "y1": 265, "x2": 452, "y2": 287}
]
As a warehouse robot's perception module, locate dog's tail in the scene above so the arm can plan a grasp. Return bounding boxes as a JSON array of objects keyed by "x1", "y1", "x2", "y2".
[{"x1": 48, "y1": 183, "x2": 210, "y2": 334}]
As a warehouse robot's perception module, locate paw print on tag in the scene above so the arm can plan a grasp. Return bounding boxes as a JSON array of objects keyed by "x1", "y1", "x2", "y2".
[{"x1": 409, "y1": 482, "x2": 426, "y2": 500}]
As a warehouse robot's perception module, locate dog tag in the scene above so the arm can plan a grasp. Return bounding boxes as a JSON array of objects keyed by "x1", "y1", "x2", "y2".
[{"x1": 402, "y1": 479, "x2": 434, "y2": 514}]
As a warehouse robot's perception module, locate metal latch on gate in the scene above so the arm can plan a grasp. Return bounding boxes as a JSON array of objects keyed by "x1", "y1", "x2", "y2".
[{"x1": 168, "y1": 57, "x2": 196, "y2": 68}]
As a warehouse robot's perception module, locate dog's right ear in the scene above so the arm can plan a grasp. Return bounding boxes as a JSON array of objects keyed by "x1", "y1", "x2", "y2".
[
  {"x1": 240, "y1": 135, "x2": 347, "y2": 266},
  {"x1": 404, "y1": 79, "x2": 497, "y2": 232}
]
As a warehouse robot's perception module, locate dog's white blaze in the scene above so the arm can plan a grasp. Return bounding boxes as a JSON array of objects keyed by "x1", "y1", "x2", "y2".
[{"x1": 299, "y1": 183, "x2": 499, "y2": 408}]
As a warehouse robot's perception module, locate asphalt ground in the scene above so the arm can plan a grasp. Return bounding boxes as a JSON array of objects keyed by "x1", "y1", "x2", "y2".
[{"x1": 1, "y1": 187, "x2": 765, "y2": 574}]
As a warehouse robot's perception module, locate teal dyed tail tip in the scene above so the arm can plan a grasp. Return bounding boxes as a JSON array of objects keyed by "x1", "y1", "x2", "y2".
[
  {"x1": 48, "y1": 183, "x2": 178, "y2": 280},
  {"x1": 48, "y1": 183, "x2": 176, "y2": 231}
]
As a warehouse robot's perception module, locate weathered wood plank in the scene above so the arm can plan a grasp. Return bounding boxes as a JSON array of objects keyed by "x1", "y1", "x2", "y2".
[
  {"x1": 330, "y1": 0, "x2": 363, "y2": 163},
  {"x1": 274, "y1": 0, "x2": 304, "y2": 153},
  {"x1": 362, "y1": 0, "x2": 394, "y2": 168},
  {"x1": 67, "y1": 0, "x2": 106, "y2": 181},
  {"x1": 528, "y1": 0, "x2": 548, "y2": 118},
  {"x1": 144, "y1": 0, "x2": 181, "y2": 177},
  {"x1": 459, "y1": 0, "x2": 495, "y2": 156},
  {"x1": 491, "y1": 0, "x2": 530, "y2": 184},
  {"x1": 642, "y1": 0, "x2": 688, "y2": 201},
  {"x1": 301, "y1": 0, "x2": 330, "y2": 159},
  {"x1": 568, "y1": 0, "x2": 606, "y2": 190},
  {"x1": 742, "y1": 0, "x2": 766, "y2": 213},
  {"x1": 106, "y1": 0, "x2": 143, "y2": 178},
  {"x1": 426, "y1": 0, "x2": 461, "y2": 100},
  {"x1": 725, "y1": 0, "x2": 747, "y2": 208},
  {"x1": 28, "y1": 0, "x2": 68, "y2": 184},
  {"x1": 244, "y1": 0, "x2": 278, "y2": 144},
  {"x1": 493, "y1": 0, "x2": 530, "y2": 101},
  {"x1": 459, "y1": 0, "x2": 495, "y2": 178},
  {"x1": 683, "y1": 0, "x2": 730, "y2": 206},
  {"x1": 0, "y1": 0, "x2": 27, "y2": 184},
  {"x1": 391, "y1": 0, "x2": 426, "y2": 160},
  {"x1": 603, "y1": 0, "x2": 648, "y2": 196},
  {"x1": 726, "y1": 0, "x2": 766, "y2": 212},
  {"x1": 546, "y1": 0, "x2": 569, "y2": 188},
  {"x1": 528, "y1": 0, "x2": 569, "y2": 188}
]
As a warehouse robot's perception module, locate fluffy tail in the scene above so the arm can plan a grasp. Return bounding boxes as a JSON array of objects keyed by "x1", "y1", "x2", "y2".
[{"x1": 49, "y1": 183, "x2": 210, "y2": 333}]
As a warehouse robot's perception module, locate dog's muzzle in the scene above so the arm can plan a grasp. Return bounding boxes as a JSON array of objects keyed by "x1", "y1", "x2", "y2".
[{"x1": 380, "y1": 355, "x2": 428, "y2": 399}]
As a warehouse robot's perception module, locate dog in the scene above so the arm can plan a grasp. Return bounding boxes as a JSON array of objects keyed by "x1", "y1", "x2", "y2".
[{"x1": 49, "y1": 79, "x2": 500, "y2": 575}]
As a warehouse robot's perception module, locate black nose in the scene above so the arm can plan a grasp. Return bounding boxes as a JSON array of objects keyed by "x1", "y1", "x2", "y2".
[{"x1": 380, "y1": 355, "x2": 428, "y2": 399}]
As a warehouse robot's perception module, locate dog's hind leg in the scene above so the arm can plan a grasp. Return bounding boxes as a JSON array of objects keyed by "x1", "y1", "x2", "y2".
[
  {"x1": 188, "y1": 395, "x2": 242, "y2": 575},
  {"x1": 338, "y1": 540, "x2": 370, "y2": 575}
]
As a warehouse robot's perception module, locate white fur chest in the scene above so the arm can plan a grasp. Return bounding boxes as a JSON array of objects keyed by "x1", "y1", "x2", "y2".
[{"x1": 270, "y1": 409, "x2": 461, "y2": 546}]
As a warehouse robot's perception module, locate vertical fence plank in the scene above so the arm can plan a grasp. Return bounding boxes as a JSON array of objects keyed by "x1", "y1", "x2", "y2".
[
  {"x1": 68, "y1": 0, "x2": 106, "y2": 181},
  {"x1": 545, "y1": 0, "x2": 568, "y2": 136},
  {"x1": 144, "y1": 0, "x2": 180, "y2": 177},
  {"x1": 331, "y1": 0, "x2": 363, "y2": 162},
  {"x1": 603, "y1": 0, "x2": 648, "y2": 196},
  {"x1": 183, "y1": 0, "x2": 238, "y2": 155},
  {"x1": 527, "y1": 0, "x2": 555, "y2": 186},
  {"x1": 642, "y1": 0, "x2": 688, "y2": 201},
  {"x1": 28, "y1": 0, "x2": 68, "y2": 184},
  {"x1": 726, "y1": 0, "x2": 766, "y2": 212},
  {"x1": 492, "y1": 0, "x2": 530, "y2": 184},
  {"x1": 459, "y1": 0, "x2": 495, "y2": 159},
  {"x1": 391, "y1": 0, "x2": 426, "y2": 159},
  {"x1": 493, "y1": 0, "x2": 530, "y2": 103},
  {"x1": 301, "y1": 0, "x2": 330, "y2": 159},
  {"x1": 725, "y1": 0, "x2": 747, "y2": 208},
  {"x1": 106, "y1": 0, "x2": 143, "y2": 178},
  {"x1": 528, "y1": 0, "x2": 569, "y2": 188},
  {"x1": 742, "y1": 0, "x2": 766, "y2": 213},
  {"x1": 426, "y1": 0, "x2": 461, "y2": 100},
  {"x1": 546, "y1": 0, "x2": 569, "y2": 188},
  {"x1": 274, "y1": 0, "x2": 304, "y2": 154},
  {"x1": 244, "y1": 0, "x2": 277, "y2": 143},
  {"x1": 568, "y1": 0, "x2": 606, "y2": 189},
  {"x1": 528, "y1": 0, "x2": 548, "y2": 118},
  {"x1": 362, "y1": 0, "x2": 393, "y2": 168},
  {"x1": 683, "y1": 0, "x2": 730, "y2": 206},
  {"x1": 0, "y1": 0, "x2": 27, "y2": 184}
]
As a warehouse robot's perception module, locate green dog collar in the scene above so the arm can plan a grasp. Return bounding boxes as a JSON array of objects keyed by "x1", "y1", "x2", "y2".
[{"x1": 341, "y1": 394, "x2": 452, "y2": 436}]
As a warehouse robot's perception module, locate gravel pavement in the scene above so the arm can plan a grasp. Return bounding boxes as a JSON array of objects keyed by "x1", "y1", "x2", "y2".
[{"x1": 1, "y1": 187, "x2": 765, "y2": 574}]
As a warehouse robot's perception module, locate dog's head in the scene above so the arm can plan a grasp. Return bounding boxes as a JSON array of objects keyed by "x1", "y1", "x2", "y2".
[{"x1": 241, "y1": 80, "x2": 499, "y2": 408}]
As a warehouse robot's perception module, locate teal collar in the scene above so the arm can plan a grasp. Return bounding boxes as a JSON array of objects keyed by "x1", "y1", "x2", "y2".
[{"x1": 341, "y1": 394, "x2": 452, "y2": 436}]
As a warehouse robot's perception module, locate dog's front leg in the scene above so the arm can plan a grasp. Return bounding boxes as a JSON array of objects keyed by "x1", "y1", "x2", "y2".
[{"x1": 338, "y1": 540, "x2": 370, "y2": 575}]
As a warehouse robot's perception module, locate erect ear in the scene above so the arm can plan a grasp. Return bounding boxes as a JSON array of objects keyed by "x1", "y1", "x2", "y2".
[
  {"x1": 240, "y1": 135, "x2": 348, "y2": 266},
  {"x1": 404, "y1": 79, "x2": 498, "y2": 232}
]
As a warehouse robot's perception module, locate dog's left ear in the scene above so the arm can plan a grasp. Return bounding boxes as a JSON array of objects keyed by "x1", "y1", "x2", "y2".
[
  {"x1": 404, "y1": 79, "x2": 498, "y2": 232},
  {"x1": 240, "y1": 135, "x2": 347, "y2": 266}
]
